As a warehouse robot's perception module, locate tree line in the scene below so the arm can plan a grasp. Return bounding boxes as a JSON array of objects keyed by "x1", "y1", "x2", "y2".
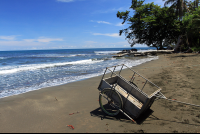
[{"x1": 117, "y1": 0, "x2": 200, "y2": 52}]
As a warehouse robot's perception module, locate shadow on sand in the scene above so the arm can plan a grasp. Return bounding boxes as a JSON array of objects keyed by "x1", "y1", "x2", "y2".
[
  {"x1": 90, "y1": 107, "x2": 200, "y2": 127},
  {"x1": 90, "y1": 107, "x2": 154, "y2": 125},
  {"x1": 171, "y1": 54, "x2": 199, "y2": 58}
]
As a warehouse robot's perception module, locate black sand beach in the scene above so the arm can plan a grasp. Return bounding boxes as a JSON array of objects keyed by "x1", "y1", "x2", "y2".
[{"x1": 0, "y1": 53, "x2": 200, "y2": 133}]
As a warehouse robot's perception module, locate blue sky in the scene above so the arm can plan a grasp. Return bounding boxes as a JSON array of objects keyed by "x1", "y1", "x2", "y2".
[{"x1": 0, "y1": 0, "x2": 165, "y2": 51}]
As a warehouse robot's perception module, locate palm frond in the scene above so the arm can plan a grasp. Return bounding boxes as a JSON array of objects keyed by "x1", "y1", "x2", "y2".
[{"x1": 164, "y1": 0, "x2": 176, "y2": 7}]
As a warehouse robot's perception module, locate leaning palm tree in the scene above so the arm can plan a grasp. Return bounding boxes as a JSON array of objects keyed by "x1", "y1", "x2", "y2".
[{"x1": 163, "y1": 0, "x2": 188, "y2": 20}]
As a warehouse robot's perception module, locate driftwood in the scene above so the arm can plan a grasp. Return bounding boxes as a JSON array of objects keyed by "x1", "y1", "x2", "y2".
[
  {"x1": 174, "y1": 35, "x2": 182, "y2": 52},
  {"x1": 113, "y1": 50, "x2": 174, "y2": 57}
]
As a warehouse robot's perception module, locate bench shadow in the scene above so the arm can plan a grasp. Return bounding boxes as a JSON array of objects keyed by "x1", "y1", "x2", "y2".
[{"x1": 90, "y1": 107, "x2": 154, "y2": 125}]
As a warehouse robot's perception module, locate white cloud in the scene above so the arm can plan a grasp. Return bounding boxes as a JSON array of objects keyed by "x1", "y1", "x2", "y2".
[
  {"x1": 90, "y1": 20, "x2": 111, "y2": 25},
  {"x1": 90, "y1": 20, "x2": 126, "y2": 27},
  {"x1": 37, "y1": 37, "x2": 63, "y2": 42},
  {"x1": 23, "y1": 37, "x2": 63, "y2": 43},
  {"x1": 115, "y1": 22, "x2": 125, "y2": 27},
  {"x1": 97, "y1": 21, "x2": 111, "y2": 24},
  {"x1": 23, "y1": 39, "x2": 36, "y2": 42},
  {"x1": 0, "y1": 36, "x2": 64, "y2": 46},
  {"x1": 0, "y1": 35, "x2": 17, "y2": 40},
  {"x1": 93, "y1": 33, "x2": 120, "y2": 37},
  {"x1": 57, "y1": 0, "x2": 74, "y2": 2},
  {"x1": 0, "y1": 41, "x2": 45, "y2": 46}
]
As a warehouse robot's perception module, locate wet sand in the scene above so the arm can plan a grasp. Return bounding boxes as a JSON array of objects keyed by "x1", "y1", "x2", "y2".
[{"x1": 0, "y1": 53, "x2": 200, "y2": 133}]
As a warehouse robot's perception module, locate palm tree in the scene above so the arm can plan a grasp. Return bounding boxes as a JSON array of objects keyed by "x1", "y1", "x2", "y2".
[
  {"x1": 163, "y1": 0, "x2": 200, "y2": 52},
  {"x1": 163, "y1": 0, "x2": 188, "y2": 20},
  {"x1": 187, "y1": 0, "x2": 199, "y2": 12}
]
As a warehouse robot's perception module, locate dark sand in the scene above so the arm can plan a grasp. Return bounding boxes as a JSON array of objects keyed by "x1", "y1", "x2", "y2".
[{"x1": 0, "y1": 53, "x2": 200, "y2": 133}]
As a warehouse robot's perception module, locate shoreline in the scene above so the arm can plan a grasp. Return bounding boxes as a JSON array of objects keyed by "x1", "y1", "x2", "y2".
[
  {"x1": 0, "y1": 55, "x2": 158, "y2": 99},
  {"x1": 0, "y1": 53, "x2": 200, "y2": 133}
]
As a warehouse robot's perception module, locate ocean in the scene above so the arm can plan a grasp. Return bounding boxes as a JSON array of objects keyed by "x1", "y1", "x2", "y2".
[{"x1": 0, "y1": 47, "x2": 158, "y2": 99}]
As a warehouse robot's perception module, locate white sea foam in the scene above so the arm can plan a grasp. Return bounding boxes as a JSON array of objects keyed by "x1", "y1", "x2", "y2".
[
  {"x1": 66, "y1": 54, "x2": 77, "y2": 57},
  {"x1": 94, "y1": 51, "x2": 121, "y2": 55},
  {"x1": 0, "y1": 72, "x2": 104, "y2": 99},
  {"x1": 0, "y1": 59, "x2": 103, "y2": 75},
  {"x1": 110, "y1": 56, "x2": 159, "y2": 71},
  {"x1": 0, "y1": 57, "x2": 7, "y2": 60},
  {"x1": 5, "y1": 54, "x2": 89, "y2": 58},
  {"x1": 0, "y1": 56, "x2": 159, "y2": 99},
  {"x1": 29, "y1": 54, "x2": 67, "y2": 58},
  {"x1": 67, "y1": 54, "x2": 88, "y2": 57}
]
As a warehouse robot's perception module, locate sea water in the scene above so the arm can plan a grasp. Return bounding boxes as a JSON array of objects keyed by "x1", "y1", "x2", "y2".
[{"x1": 0, "y1": 47, "x2": 157, "y2": 98}]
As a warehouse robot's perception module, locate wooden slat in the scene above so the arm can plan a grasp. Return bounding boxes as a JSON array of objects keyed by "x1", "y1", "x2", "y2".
[{"x1": 114, "y1": 84, "x2": 143, "y2": 109}]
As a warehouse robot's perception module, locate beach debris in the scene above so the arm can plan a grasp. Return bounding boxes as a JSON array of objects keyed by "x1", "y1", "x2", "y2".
[
  {"x1": 137, "y1": 129, "x2": 145, "y2": 133},
  {"x1": 196, "y1": 114, "x2": 200, "y2": 118},
  {"x1": 183, "y1": 119, "x2": 189, "y2": 124},
  {"x1": 67, "y1": 125, "x2": 74, "y2": 130},
  {"x1": 69, "y1": 111, "x2": 80, "y2": 115},
  {"x1": 132, "y1": 119, "x2": 136, "y2": 123},
  {"x1": 105, "y1": 123, "x2": 109, "y2": 131}
]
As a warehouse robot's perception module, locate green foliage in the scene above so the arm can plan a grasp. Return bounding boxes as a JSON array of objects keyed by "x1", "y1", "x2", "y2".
[
  {"x1": 163, "y1": 0, "x2": 190, "y2": 20},
  {"x1": 182, "y1": 6, "x2": 200, "y2": 48},
  {"x1": 117, "y1": 1, "x2": 181, "y2": 49},
  {"x1": 117, "y1": 0, "x2": 200, "y2": 51},
  {"x1": 182, "y1": 6, "x2": 200, "y2": 29},
  {"x1": 117, "y1": 11, "x2": 130, "y2": 24},
  {"x1": 187, "y1": 0, "x2": 200, "y2": 12},
  {"x1": 130, "y1": 0, "x2": 145, "y2": 9},
  {"x1": 191, "y1": 46, "x2": 200, "y2": 51}
]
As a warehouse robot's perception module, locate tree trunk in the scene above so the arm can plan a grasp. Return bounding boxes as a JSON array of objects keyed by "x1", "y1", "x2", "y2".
[
  {"x1": 174, "y1": 35, "x2": 182, "y2": 52},
  {"x1": 185, "y1": 33, "x2": 192, "y2": 52},
  {"x1": 199, "y1": 37, "x2": 200, "y2": 46},
  {"x1": 186, "y1": 33, "x2": 190, "y2": 47},
  {"x1": 159, "y1": 40, "x2": 164, "y2": 50}
]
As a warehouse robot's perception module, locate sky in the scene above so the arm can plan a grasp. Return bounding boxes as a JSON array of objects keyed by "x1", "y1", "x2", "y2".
[{"x1": 0, "y1": 0, "x2": 165, "y2": 51}]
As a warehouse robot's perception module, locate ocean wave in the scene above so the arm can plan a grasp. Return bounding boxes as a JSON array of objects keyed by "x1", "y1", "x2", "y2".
[
  {"x1": 0, "y1": 57, "x2": 7, "y2": 60},
  {"x1": 21, "y1": 54, "x2": 69, "y2": 58},
  {"x1": 0, "y1": 59, "x2": 103, "y2": 75},
  {"x1": 94, "y1": 51, "x2": 121, "y2": 55},
  {"x1": 67, "y1": 54, "x2": 88, "y2": 57},
  {"x1": 0, "y1": 56, "x2": 159, "y2": 99},
  {"x1": 126, "y1": 56, "x2": 159, "y2": 67},
  {"x1": 2, "y1": 54, "x2": 90, "y2": 58},
  {"x1": 0, "y1": 71, "x2": 104, "y2": 99}
]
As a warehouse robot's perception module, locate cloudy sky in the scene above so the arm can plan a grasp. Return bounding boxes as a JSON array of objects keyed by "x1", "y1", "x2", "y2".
[{"x1": 0, "y1": 0, "x2": 165, "y2": 51}]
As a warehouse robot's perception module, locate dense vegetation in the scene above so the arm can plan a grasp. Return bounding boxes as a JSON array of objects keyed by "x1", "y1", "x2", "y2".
[{"x1": 117, "y1": 0, "x2": 200, "y2": 52}]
